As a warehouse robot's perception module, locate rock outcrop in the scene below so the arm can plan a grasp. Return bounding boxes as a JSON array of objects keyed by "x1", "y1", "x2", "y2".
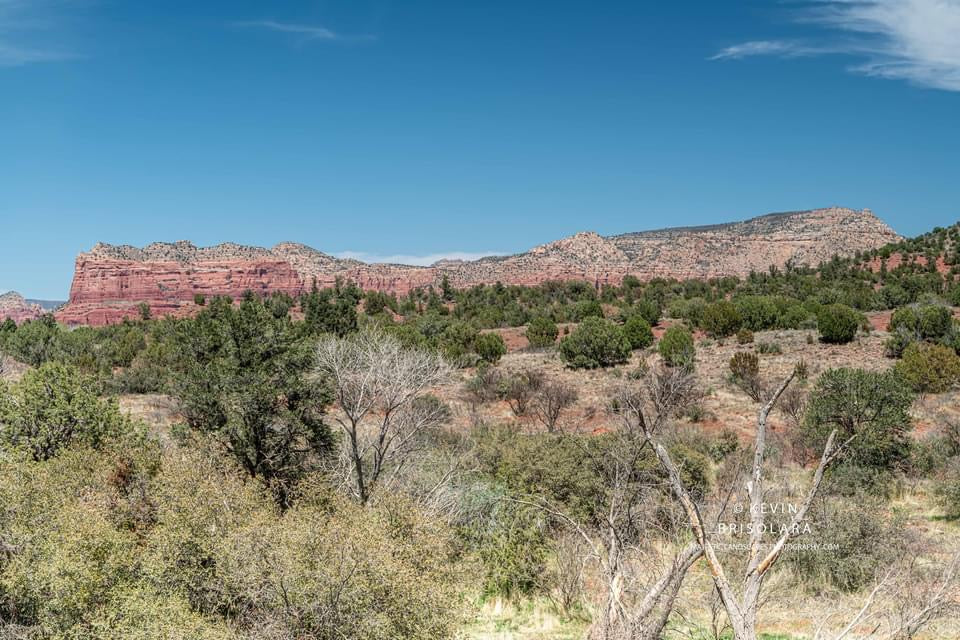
[
  {"x1": 0, "y1": 292, "x2": 44, "y2": 324},
  {"x1": 56, "y1": 207, "x2": 900, "y2": 325}
]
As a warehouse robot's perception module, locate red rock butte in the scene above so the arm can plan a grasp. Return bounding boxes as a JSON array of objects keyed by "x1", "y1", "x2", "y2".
[
  {"x1": 55, "y1": 207, "x2": 900, "y2": 326},
  {"x1": 0, "y1": 292, "x2": 44, "y2": 325}
]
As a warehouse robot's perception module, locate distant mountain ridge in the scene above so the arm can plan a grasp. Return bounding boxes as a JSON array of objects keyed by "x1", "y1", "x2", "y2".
[{"x1": 56, "y1": 206, "x2": 900, "y2": 325}]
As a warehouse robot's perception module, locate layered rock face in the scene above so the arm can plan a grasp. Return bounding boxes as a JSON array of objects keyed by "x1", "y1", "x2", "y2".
[
  {"x1": 56, "y1": 207, "x2": 900, "y2": 326},
  {"x1": 0, "y1": 292, "x2": 44, "y2": 324}
]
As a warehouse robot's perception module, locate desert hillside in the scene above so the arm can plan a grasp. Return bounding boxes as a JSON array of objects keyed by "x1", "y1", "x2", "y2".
[{"x1": 56, "y1": 207, "x2": 898, "y2": 325}]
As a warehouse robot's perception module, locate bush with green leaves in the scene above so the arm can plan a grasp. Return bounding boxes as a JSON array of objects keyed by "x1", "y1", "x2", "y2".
[
  {"x1": 729, "y1": 351, "x2": 759, "y2": 381},
  {"x1": 894, "y1": 341, "x2": 960, "y2": 393},
  {"x1": 622, "y1": 315, "x2": 654, "y2": 350},
  {"x1": 0, "y1": 362, "x2": 131, "y2": 461},
  {"x1": 631, "y1": 298, "x2": 661, "y2": 326},
  {"x1": 658, "y1": 325, "x2": 695, "y2": 368},
  {"x1": 734, "y1": 296, "x2": 779, "y2": 332},
  {"x1": 736, "y1": 327, "x2": 754, "y2": 344},
  {"x1": 666, "y1": 297, "x2": 707, "y2": 328},
  {"x1": 779, "y1": 304, "x2": 814, "y2": 330},
  {"x1": 801, "y1": 368, "x2": 914, "y2": 495},
  {"x1": 300, "y1": 283, "x2": 361, "y2": 337},
  {"x1": 162, "y1": 295, "x2": 335, "y2": 505},
  {"x1": 816, "y1": 303, "x2": 860, "y2": 344},
  {"x1": 472, "y1": 425, "x2": 606, "y2": 523},
  {"x1": 0, "y1": 314, "x2": 60, "y2": 367},
  {"x1": 570, "y1": 299, "x2": 604, "y2": 322},
  {"x1": 459, "y1": 482, "x2": 549, "y2": 599},
  {"x1": 0, "y1": 442, "x2": 463, "y2": 640},
  {"x1": 885, "y1": 303, "x2": 957, "y2": 357},
  {"x1": 559, "y1": 317, "x2": 631, "y2": 369},
  {"x1": 756, "y1": 341, "x2": 782, "y2": 354},
  {"x1": 701, "y1": 300, "x2": 742, "y2": 338},
  {"x1": 525, "y1": 315, "x2": 558, "y2": 348},
  {"x1": 439, "y1": 321, "x2": 481, "y2": 363},
  {"x1": 474, "y1": 332, "x2": 507, "y2": 364},
  {"x1": 786, "y1": 497, "x2": 905, "y2": 592},
  {"x1": 888, "y1": 304, "x2": 953, "y2": 340}
]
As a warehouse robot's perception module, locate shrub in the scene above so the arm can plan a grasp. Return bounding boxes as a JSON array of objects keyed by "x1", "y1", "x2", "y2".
[
  {"x1": 164, "y1": 296, "x2": 335, "y2": 505},
  {"x1": 667, "y1": 297, "x2": 707, "y2": 328},
  {"x1": 708, "y1": 429, "x2": 740, "y2": 462},
  {"x1": 884, "y1": 330, "x2": 914, "y2": 358},
  {"x1": 632, "y1": 298, "x2": 661, "y2": 326},
  {"x1": 889, "y1": 304, "x2": 953, "y2": 340},
  {"x1": 559, "y1": 317, "x2": 631, "y2": 369},
  {"x1": 894, "y1": 342, "x2": 960, "y2": 393},
  {"x1": 936, "y1": 458, "x2": 960, "y2": 519},
  {"x1": 501, "y1": 369, "x2": 545, "y2": 416},
  {"x1": 0, "y1": 362, "x2": 131, "y2": 461},
  {"x1": 440, "y1": 321, "x2": 481, "y2": 364},
  {"x1": 756, "y1": 341, "x2": 782, "y2": 354},
  {"x1": 525, "y1": 316, "x2": 558, "y2": 348},
  {"x1": 622, "y1": 315, "x2": 654, "y2": 350},
  {"x1": 474, "y1": 332, "x2": 507, "y2": 364},
  {"x1": 729, "y1": 351, "x2": 759, "y2": 380},
  {"x1": 701, "y1": 301, "x2": 742, "y2": 338},
  {"x1": 670, "y1": 445, "x2": 712, "y2": 500},
  {"x1": 787, "y1": 497, "x2": 905, "y2": 592},
  {"x1": 570, "y1": 299, "x2": 604, "y2": 322},
  {"x1": 532, "y1": 380, "x2": 578, "y2": 432},
  {"x1": 465, "y1": 364, "x2": 504, "y2": 405},
  {"x1": 0, "y1": 314, "x2": 59, "y2": 367},
  {"x1": 817, "y1": 304, "x2": 860, "y2": 344},
  {"x1": 734, "y1": 296, "x2": 779, "y2": 331},
  {"x1": 729, "y1": 352, "x2": 765, "y2": 402},
  {"x1": 736, "y1": 328, "x2": 754, "y2": 344},
  {"x1": 801, "y1": 368, "x2": 914, "y2": 495},
  {"x1": 658, "y1": 325, "x2": 695, "y2": 368},
  {"x1": 780, "y1": 304, "x2": 814, "y2": 330}
]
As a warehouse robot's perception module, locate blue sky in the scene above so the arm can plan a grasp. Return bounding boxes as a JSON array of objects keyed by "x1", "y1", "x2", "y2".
[{"x1": 2, "y1": 1, "x2": 958, "y2": 299}]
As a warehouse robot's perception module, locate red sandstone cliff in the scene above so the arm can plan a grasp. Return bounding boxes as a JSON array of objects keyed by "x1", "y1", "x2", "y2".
[
  {"x1": 0, "y1": 292, "x2": 45, "y2": 325},
  {"x1": 56, "y1": 207, "x2": 901, "y2": 326}
]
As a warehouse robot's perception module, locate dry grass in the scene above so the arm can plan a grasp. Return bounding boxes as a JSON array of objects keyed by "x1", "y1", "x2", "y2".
[
  {"x1": 449, "y1": 316, "x2": 960, "y2": 440},
  {"x1": 458, "y1": 598, "x2": 587, "y2": 640}
]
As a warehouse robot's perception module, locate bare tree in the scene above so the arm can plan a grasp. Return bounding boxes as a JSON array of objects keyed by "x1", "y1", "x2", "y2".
[
  {"x1": 547, "y1": 363, "x2": 708, "y2": 640},
  {"x1": 544, "y1": 532, "x2": 589, "y2": 618},
  {"x1": 503, "y1": 369, "x2": 544, "y2": 417},
  {"x1": 812, "y1": 551, "x2": 960, "y2": 640},
  {"x1": 634, "y1": 366, "x2": 862, "y2": 640},
  {"x1": 315, "y1": 330, "x2": 451, "y2": 504},
  {"x1": 533, "y1": 379, "x2": 578, "y2": 432}
]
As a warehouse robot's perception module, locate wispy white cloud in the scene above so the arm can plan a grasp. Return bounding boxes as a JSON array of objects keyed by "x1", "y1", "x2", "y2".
[
  {"x1": 0, "y1": 1, "x2": 78, "y2": 66},
  {"x1": 712, "y1": 0, "x2": 960, "y2": 91},
  {"x1": 334, "y1": 250, "x2": 503, "y2": 266},
  {"x1": 711, "y1": 40, "x2": 845, "y2": 61},
  {"x1": 232, "y1": 20, "x2": 375, "y2": 44}
]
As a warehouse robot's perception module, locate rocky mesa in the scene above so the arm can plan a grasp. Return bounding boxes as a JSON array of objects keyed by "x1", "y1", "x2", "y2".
[
  {"x1": 56, "y1": 207, "x2": 900, "y2": 325},
  {"x1": 0, "y1": 292, "x2": 45, "y2": 325}
]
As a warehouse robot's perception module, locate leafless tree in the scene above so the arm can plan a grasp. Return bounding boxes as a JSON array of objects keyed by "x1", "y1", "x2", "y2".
[
  {"x1": 510, "y1": 363, "x2": 706, "y2": 640},
  {"x1": 811, "y1": 551, "x2": 960, "y2": 640},
  {"x1": 533, "y1": 379, "x2": 578, "y2": 432},
  {"x1": 503, "y1": 369, "x2": 544, "y2": 417},
  {"x1": 520, "y1": 363, "x2": 705, "y2": 640},
  {"x1": 315, "y1": 329, "x2": 452, "y2": 504},
  {"x1": 634, "y1": 366, "x2": 864, "y2": 640},
  {"x1": 544, "y1": 532, "x2": 589, "y2": 618}
]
